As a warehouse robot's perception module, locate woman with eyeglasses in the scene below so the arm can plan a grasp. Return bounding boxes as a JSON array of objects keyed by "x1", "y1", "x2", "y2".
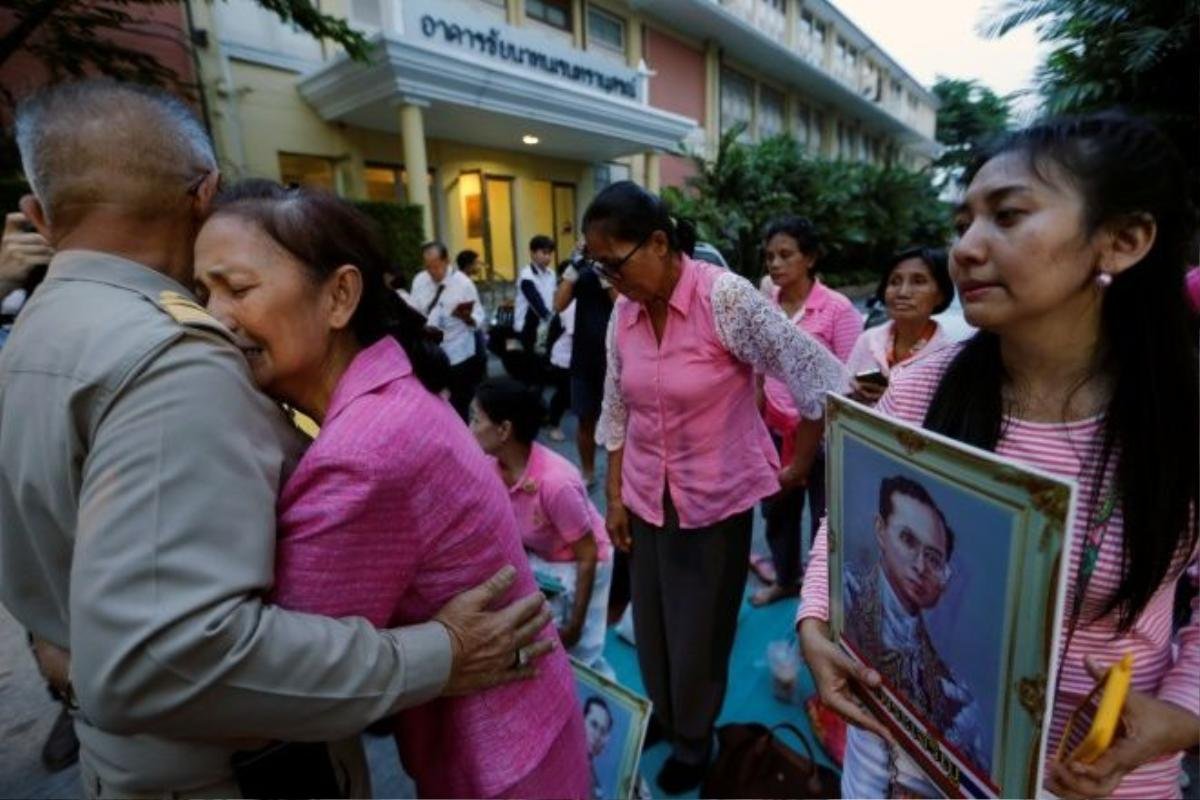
[
  {"x1": 586, "y1": 181, "x2": 846, "y2": 793},
  {"x1": 799, "y1": 112, "x2": 1199, "y2": 799}
]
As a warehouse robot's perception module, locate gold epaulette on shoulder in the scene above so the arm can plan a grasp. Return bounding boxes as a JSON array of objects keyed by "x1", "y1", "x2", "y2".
[
  {"x1": 157, "y1": 290, "x2": 233, "y2": 341},
  {"x1": 288, "y1": 407, "x2": 321, "y2": 439}
]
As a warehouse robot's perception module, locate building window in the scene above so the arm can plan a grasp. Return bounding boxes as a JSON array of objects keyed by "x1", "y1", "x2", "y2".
[
  {"x1": 763, "y1": 0, "x2": 786, "y2": 12},
  {"x1": 527, "y1": 0, "x2": 571, "y2": 31},
  {"x1": 759, "y1": 86, "x2": 786, "y2": 139},
  {"x1": 811, "y1": 110, "x2": 824, "y2": 150},
  {"x1": 595, "y1": 161, "x2": 632, "y2": 191},
  {"x1": 365, "y1": 163, "x2": 404, "y2": 202},
  {"x1": 719, "y1": 67, "x2": 755, "y2": 139},
  {"x1": 279, "y1": 153, "x2": 337, "y2": 192},
  {"x1": 863, "y1": 61, "x2": 881, "y2": 100},
  {"x1": 793, "y1": 101, "x2": 811, "y2": 147},
  {"x1": 587, "y1": 5, "x2": 625, "y2": 52}
]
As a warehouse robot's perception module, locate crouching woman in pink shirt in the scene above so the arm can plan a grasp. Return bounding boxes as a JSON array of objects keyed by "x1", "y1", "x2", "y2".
[
  {"x1": 193, "y1": 181, "x2": 589, "y2": 799},
  {"x1": 584, "y1": 181, "x2": 848, "y2": 793},
  {"x1": 471, "y1": 377, "x2": 615, "y2": 677}
]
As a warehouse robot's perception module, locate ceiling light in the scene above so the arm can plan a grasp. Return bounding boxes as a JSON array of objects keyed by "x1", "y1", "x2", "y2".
[{"x1": 522, "y1": 134, "x2": 540, "y2": 145}]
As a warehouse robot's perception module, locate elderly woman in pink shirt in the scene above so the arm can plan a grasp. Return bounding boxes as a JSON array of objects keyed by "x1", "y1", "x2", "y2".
[
  {"x1": 753, "y1": 215, "x2": 863, "y2": 607},
  {"x1": 585, "y1": 181, "x2": 847, "y2": 793},
  {"x1": 193, "y1": 181, "x2": 588, "y2": 799}
]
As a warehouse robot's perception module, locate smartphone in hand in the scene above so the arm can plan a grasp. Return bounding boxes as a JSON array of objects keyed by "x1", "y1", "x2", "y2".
[{"x1": 855, "y1": 369, "x2": 889, "y2": 389}]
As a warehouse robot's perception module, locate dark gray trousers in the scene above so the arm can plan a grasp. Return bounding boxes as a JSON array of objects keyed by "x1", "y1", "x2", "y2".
[
  {"x1": 628, "y1": 495, "x2": 753, "y2": 765},
  {"x1": 762, "y1": 447, "x2": 826, "y2": 589}
]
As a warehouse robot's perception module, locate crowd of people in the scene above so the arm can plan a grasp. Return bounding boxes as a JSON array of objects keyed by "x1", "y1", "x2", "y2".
[{"x1": 0, "y1": 78, "x2": 1198, "y2": 800}]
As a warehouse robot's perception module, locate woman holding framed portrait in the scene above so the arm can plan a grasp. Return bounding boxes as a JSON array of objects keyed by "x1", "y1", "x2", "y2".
[{"x1": 799, "y1": 111, "x2": 1199, "y2": 799}]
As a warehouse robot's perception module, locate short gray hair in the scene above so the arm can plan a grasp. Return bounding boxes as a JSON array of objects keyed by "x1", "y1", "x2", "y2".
[{"x1": 14, "y1": 80, "x2": 217, "y2": 223}]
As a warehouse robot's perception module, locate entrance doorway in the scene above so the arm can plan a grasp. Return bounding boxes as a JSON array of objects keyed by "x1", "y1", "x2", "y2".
[
  {"x1": 531, "y1": 180, "x2": 577, "y2": 264},
  {"x1": 452, "y1": 170, "x2": 517, "y2": 281}
]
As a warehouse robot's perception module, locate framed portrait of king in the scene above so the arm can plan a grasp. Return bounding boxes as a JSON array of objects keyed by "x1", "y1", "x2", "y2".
[
  {"x1": 572, "y1": 659, "x2": 652, "y2": 800},
  {"x1": 825, "y1": 395, "x2": 1075, "y2": 799}
]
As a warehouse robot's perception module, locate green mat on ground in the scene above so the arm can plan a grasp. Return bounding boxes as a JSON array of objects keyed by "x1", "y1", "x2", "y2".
[{"x1": 602, "y1": 590, "x2": 840, "y2": 798}]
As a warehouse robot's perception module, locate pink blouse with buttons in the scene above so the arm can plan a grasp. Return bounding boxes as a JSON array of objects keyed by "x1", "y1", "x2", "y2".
[{"x1": 597, "y1": 255, "x2": 847, "y2": 529}]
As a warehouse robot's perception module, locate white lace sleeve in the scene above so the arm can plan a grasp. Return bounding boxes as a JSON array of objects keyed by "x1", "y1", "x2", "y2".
[
  {"x1": 711, "y1": 272, "x2": 848, "y2": 420},
  {"x1": 594, "y1": 309, "x2": 628, "y2": 450}
]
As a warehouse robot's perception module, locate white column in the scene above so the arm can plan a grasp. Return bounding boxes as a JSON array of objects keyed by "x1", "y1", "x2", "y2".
[
  {"x1": 645, "y1": 152, "x2": 661, "y2": 194},
  {"x1": 399, "y1": 101, "x2": 433, "y2": 239}
]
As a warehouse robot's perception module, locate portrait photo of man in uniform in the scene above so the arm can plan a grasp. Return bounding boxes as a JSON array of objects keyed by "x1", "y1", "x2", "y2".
[
  {"x1": 573, "y1": 665, "x2": 651, "y2": 800},
  {"x1": 584, "y1": 696, "x2": 614, "y2": 800},
  {"x1": 842, "y1": 475, "x2": 991, "y2": 777}
]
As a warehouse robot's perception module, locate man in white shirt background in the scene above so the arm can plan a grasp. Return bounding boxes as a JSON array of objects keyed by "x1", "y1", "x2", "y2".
[
  {"x1": 514, "y1": 234, "x2": 557, "y2": 356},
  {"x1": 409, "y1": 241, "x2": 485, "y2": 420}
]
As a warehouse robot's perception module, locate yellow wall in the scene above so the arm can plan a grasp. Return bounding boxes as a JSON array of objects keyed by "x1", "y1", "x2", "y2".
[
  {"x1": 211, "y1": 59, "x2": 596, "y2": 278},
  {"x1": 428, "y1": 139, "x2": 589, "y2": 271}
]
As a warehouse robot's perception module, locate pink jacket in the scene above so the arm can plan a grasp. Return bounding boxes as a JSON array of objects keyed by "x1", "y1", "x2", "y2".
[{"x1": 271, "y1": 337, "x2": 583, "y2": 798}]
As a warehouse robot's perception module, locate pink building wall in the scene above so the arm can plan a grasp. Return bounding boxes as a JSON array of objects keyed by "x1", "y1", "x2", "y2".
[{"x1": 644, "y1": 26, "x2": 703, "y2": 189}]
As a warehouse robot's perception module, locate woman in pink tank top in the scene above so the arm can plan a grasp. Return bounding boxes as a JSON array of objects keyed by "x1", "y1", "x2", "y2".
[
  {"x1": 799, "y1": 112, "x2": 1199, "y2": 799},
  {"x1": 194, "y1": 181, "x2": 588, "y2": 799}
]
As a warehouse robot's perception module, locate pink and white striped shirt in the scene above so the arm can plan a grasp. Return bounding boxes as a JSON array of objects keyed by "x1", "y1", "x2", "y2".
[{"x1": 798, "y1": 346, "x2": 1198, "y2": 799}]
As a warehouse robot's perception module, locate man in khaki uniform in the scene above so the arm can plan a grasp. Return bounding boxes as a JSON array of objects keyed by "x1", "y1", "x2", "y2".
[{"x1": 0, "y1": 80, "x2": 553, "y2": 797}]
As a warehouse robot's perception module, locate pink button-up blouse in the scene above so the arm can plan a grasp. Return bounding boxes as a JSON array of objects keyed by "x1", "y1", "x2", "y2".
[
  {"x1": 597, "y1": 255, "x2": 847, "y2": 529},
  {"x1": 270, "y1": 337, "x2": 584, "y2": 799}
]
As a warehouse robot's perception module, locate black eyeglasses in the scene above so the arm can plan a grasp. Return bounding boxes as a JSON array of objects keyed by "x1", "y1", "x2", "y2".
[{"x1": 587, "y1": 232, "x2": 652, "y2": 279}]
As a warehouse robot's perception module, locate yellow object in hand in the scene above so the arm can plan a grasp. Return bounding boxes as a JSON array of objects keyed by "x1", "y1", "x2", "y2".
[{"x1": 1056, "y1": 653, "x2": 1134, "y2": 765}]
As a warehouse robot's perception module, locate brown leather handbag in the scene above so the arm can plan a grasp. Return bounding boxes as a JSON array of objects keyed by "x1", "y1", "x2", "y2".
[{"x1": 701, "y1": 722, "x2": 842, "y2": 799}]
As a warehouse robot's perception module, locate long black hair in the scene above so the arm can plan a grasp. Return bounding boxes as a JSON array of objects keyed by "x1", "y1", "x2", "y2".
[
  {"x1": 924, "y1": 111, "x2": 1199, "y2": 630},
  {"x1": 211, "y1": 180, "x2": 450, "y2": 394},
  {"x1": 581, "y1": 180, "x2": 697, "y2": 257}
]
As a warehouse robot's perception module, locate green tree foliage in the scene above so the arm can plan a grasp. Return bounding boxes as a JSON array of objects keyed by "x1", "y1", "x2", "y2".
[
  {"x1": 352, "y1": 201, "x2": 425, "y2": 288},
  {"x1": 932, "y1": 77, "x2": 1011, "y2": 187},
  {"x1": 662, "y1": 125, "x2": 951, "y2": 286},
  {"x1": 0, "y1": 0, "x2": 371, "y2": 112},
  {"x1": 984, "y1": 0, "x2": 1199, "y2": 198}
]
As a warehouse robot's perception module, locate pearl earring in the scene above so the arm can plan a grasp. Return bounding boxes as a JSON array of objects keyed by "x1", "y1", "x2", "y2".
[{"x1": 1095, "y1": 271, "x2": 1113, "y2": 289}]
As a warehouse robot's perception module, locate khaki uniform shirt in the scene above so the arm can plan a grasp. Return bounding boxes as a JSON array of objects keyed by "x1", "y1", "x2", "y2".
[{"x1": 0, "y1": 251, "x2": 451, "y2": 794}]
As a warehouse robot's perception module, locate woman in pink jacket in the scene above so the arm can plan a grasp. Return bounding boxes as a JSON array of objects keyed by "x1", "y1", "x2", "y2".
[{"x1": 193, "y1": 180, "x2": 588, "y2": 799}]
